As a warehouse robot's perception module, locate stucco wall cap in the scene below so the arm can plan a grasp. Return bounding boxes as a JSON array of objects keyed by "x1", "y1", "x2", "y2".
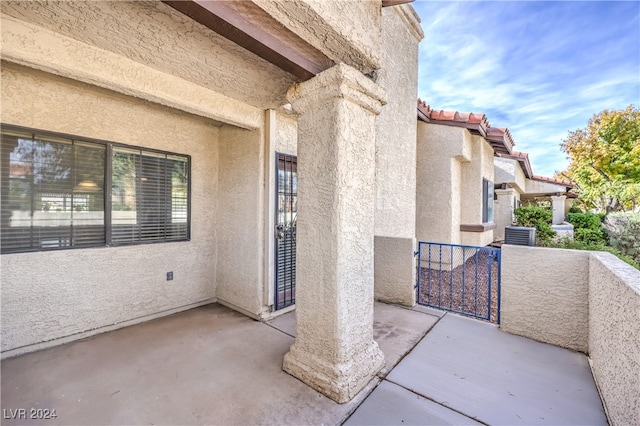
[
  {"x1": 286, "y1": 63, "x2": 386, "y2": 115},
  {"x1": 591, "y1": 251, "x2": 640, "y2": 294}
]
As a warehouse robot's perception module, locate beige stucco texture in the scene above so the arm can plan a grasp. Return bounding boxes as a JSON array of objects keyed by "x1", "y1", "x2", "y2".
[
  {"x1": 374, "y1": 236, "x2": 416, "y2": 306},
  {"x1": 373, "y1": 5, "x2": 422, "y2": 306},
  {"x1": 1, "y1": 1, "x2": 295, "y2": 112},
  {"x1": 588, "y1": 252, "x2": 640, "y2": 426},
  {"x1": 501, "y1": 245, "x2": 640, "y2": 426},
  {"x1": 254, "y1": 0, "x2": 381, "y2": 74},
  {"x1": 493, "y1": 157, "x2": 524, "y2": 240},
  {"x1": 501, "y1": 245, "x2": 590, "y2": 352},
  {"x1": 1, "y1": 2, "x2": 284, "y2": 354},
  {"x1": 375, "y1": 6, "x2": 422, "y2": 239},
  {"x1": 283, "y1": 64, "x2": 385, "y2": 403},
  {"x1": 494, "y1": 188, "x2": 517, "y2": 241},
  {"x1": 494, "y1": 157, "x2": 526, "y2": 193},
  {"x1": 0, "y1": 64, "x2": 219, "y2": 355},
  {"x1": 216, "y1": 126, "x2": 268, "y2": 319},
  {"x1": 416, "y1": 123, "x2": 494, "y2": 246},
  {"x1": 525, "y1": 178, "x2": 566, "y2": 195},
  {"x1": 459, "y1": 134, "x2": 495, "y2": 247},
  {"x1": 417, "y1": 124, "x2": 468, "y2": 245}
]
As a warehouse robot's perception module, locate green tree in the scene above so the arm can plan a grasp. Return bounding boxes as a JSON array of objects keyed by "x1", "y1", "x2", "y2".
[{"x1": 559, "y1": 105, "x2": 640, "y2": 213}]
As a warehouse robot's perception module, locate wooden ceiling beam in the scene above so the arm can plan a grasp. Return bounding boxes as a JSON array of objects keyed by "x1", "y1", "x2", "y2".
[
  {"x1": 382, "y1": 0, "x2": 415, "y2": 7},
  {"x1": 164, "y1": 0, "x2": 334, "y2": 81}
]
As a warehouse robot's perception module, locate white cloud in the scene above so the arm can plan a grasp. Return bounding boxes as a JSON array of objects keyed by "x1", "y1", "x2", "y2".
[{"x1": 414, "y1": 0, "x2": 640, "y2": 178}]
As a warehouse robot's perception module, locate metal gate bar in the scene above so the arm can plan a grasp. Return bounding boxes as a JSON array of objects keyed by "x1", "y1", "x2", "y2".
[
  {"x1": 274, "y1": 153, "x2": 297, "y2": 310},
  {"x1": 417, "y1": 241, "x2": 501, "y2": 323}
]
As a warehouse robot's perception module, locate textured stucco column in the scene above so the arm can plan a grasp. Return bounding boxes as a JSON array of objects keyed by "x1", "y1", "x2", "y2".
[
  {"x1": 282, "y1": 63, "x2": 386, "y2": 403},
  {"x1": 551, "y1": 195, "x2": 567, "y2": 225},
  {"x1": 494, "y1": 188, "x2": 517, "y2": 241}
]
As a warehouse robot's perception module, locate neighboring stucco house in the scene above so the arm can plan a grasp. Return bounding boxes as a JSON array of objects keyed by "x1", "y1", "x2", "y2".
[
  {"x1": 494, "y1": 151, "x2": 575, "y2": 241},
  {"x1": 415, "y1": 101, "x2": 513, "y2": 247},
  {"x1": 414, "y1": 99, "x2": 575, "y2": 246},
  {"x1": 1, "y1": 0, "x2": 423, "y2": 403}
]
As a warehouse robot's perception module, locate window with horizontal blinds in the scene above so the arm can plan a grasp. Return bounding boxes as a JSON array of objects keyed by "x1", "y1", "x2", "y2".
[
  {"x1": 1, "y1": 129, "x2": 106, "y2": 253},
  {"x1": 111, "y1": 147, "x2": 189, "y2": 244},
  {"x1": 1, "y1": 125, "x2": 190, "y2": 254}
]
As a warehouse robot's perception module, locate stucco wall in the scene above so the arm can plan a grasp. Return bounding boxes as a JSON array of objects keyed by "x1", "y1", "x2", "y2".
[
  {"x1": 216, "y1": 126, "x2": 268, "y2": 319},
  {"x1": 588, "y1": 252, "x2": 640, "y2": 426},
  {"x1": 275, "y1": 114, "x2": 298, "y2": 155},
  {"x1": 459, "y1": 136, "x2": 495, "y2": 246},
  {"x1": 375, "y1": 5, "x2": 420, "y2": 239},
  {"x1": 500, "y1": 245, "x2": 590, "y2": 352},
  {"x1": 374, "y1": 236, "x2": 416, "y2": 305},
  {"x1": 417, "y1": 124, "x2": 495, "y2": 246},
  {"x1": 494, "y1": 188, "x2": 517, "y2": 241},
  {"x1": 494, "y1": 157, "x2": 526, "y2": 193},
  {"x1": 254, "y1": 0, "x2": 382, "y2": 73},
  {"x1": 283, "y1": 64, "x2": 386, "y2": 402},
  {"x1": 501, "y1": 245, "x2": 640, "y2": 425},
  {"x1": 416, "y1": 123, "x2": 470, "y2": 244},
  {"x1": 0, "y1": 64, "x2": 219, "y2": 355},
  {"x1": 372, "y1": 5, "x2": 421, "y2": 305},
  {"x1": 526, "y1": 179, "x2": 568, "y2": 195}
]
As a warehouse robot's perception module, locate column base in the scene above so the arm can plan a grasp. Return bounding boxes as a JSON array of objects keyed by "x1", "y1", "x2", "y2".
[{"x1": 283, "y1": 340, "x2": 385, "y2": 403}]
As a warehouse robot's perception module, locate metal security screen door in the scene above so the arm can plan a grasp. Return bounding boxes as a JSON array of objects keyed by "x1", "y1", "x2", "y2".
[{"x1": 274, "y1": 153, "x2": 297, "y2": 310}]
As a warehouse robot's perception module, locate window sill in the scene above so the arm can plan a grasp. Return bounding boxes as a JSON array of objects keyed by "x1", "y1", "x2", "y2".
[{"x1": 460, "y1": 223, "x2": 497, "y2": 232}]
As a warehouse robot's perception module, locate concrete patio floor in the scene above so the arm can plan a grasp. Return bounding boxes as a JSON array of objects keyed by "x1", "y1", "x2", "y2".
[{"x1": 1, "y1": 302, "x2": 607, "y2": 425}]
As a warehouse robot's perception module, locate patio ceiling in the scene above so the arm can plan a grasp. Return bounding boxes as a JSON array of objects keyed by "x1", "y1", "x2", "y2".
[{"x1": 2, "y1": 1, "x2": 299, "y2": 110}]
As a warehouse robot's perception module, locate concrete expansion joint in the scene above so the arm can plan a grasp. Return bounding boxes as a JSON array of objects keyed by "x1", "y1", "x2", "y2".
[
  {"x1": 383, "y1": 376, "x2": 491, "y2": 426},
  {"x1": 371, "y1": 305, "x2": 444, "y2": 382},
  {"x1": 263, "y1": 321, "x2": 295, "y2": 339}
]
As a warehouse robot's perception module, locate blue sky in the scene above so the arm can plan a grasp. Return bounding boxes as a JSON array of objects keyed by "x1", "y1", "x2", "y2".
[{"x1": 412, "y1": 0, "x2": 640, "y2": 177}]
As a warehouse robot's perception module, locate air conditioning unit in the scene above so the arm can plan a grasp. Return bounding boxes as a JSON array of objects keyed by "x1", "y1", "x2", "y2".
[{"x1": 505, "y1": 226, "x2": 536, "y2": 246}]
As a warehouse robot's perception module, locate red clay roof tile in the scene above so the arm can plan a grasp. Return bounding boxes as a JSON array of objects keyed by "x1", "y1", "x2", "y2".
[
  {"x1": 417, "y1": 100, "x2": 575, "y2": 189},
  {"x1": 417, "y1": 99, "x2": 510, "y2": 154},
  {"x1": 531, "y1": 175, "x2": 575, "y2": 188}
]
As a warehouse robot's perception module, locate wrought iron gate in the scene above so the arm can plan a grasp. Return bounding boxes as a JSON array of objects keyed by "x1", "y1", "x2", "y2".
[
  {"x1": 416, "y1": 242, "x2": 501, "y2": 323},
  {"x1": 274, "y1": 153, "x2": 297, "y2": 310}
]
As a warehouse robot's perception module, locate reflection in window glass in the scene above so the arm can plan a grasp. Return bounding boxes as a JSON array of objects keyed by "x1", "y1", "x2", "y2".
[
  {"x1": 1, "y1": 125, "x2": 190, "y2": 253},
  {"x1": 0, "y1": 130, "x2": 105, "y2": 252}
]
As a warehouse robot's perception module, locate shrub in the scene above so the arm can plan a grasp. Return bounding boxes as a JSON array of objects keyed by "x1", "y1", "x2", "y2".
[
  {"x1": 603, "y1": 212, "x2": 640, "y2": 264},
  {"x1": 574, "y1": 228, "x2": 606, "y2": 245},
  {"x1": 566, "y1": 212, "x2": 604, "y2": 230},
  {"x1": 566, "y1": 212, "x2": 608, "y2": 244},
  {"x1": 513, "y1": 205, "x2": 556, "y2": 244},
  {"x1": 550, "y1": 237, "x2": 640, "y2": 270}
]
